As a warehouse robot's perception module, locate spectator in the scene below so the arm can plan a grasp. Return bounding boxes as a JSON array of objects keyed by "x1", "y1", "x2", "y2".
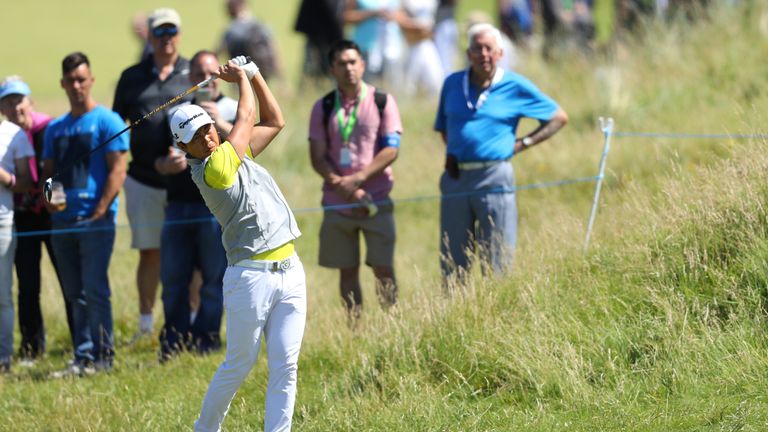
[
  {"x1": 395, "y1": 0, "x2": 444, "y2": 96},
  {"x1": 434, "y1": 0, "x2": 459, "y2": 77},
  {"x1": 668, "y1": 0, "x2": 711, "y2": 21},
  {"x1": 43, "y1": 52, "x2": 128, "y2": 375},
  {"x1": 539, "y1": 0, "x2": 594, "y2": 58},
  {"x1": 131, "y1": 11, "x2": 154, "y2": 62},
  {"x1": 468, "y1": 10, "x2": 520, "y2": 71},
  {"x1": 168, "y1": 58, "x2": 305, "y2": 432},
  {"x1": 294, "y1": 0, "x2": 345, "y2": 81},
  {"x1": 343, "y1": 0, "x2": 405, "y2": 84},
  {"x1": 0, "y1": 101, "x2": 33, "y2": 374},
  {"x1": 0, "y1": 77, "x2": 74, "y2": 363},
  {"x1": 309, "y1": 40, "x2": 402, "y2": 325},
  {"x1": 433, "y1": 24, "x2": 568, "y2": 285},
  {"x1": 499, "y1": 0, "x2": 534, "y2": 47},
  {"x1": 157, "y1": 51, "x2": 232, "y2": 361},
  {"x1": 219, "y1": 0, "x2": 281, "y2": 81},
  {"x1": 113, "y1": 8, "x2": 192, "y2": 341},
  {"x1": 562, "y1": 0, "x2": 596, "y2": 52},
  {"x1": 618, "y1": 0, "x2": 657, "y2": 31}
]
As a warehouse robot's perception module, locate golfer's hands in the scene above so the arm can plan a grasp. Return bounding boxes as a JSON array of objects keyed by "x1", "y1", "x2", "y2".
[
  {"x1": 217, "y1": 61, "x2": 247, "y2": 83},
  {"x1": 229, "y1": 56, "x2": 259, "y2": 80}
]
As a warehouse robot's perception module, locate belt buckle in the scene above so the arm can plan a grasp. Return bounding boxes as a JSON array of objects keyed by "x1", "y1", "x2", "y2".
[{"x1": 271, "y1": 258, "x2": 292, "y2": 272}]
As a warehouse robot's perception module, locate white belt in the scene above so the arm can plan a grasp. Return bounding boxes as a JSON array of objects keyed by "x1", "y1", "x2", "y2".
[
  {"x1": 457, "y1": 160, "x2": 506, "y2": 170},
  {"x1": 234, "y1": 255, "x2": 295, "y2": 272}
]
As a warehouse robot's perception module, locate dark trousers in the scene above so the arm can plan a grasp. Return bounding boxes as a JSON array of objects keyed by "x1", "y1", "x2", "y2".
[
  {"x1": 159, "y1": 202, "x2": 225, "y2": 357},
  {"x1": 14, "y1": 211, "x2": 74, "y2": 358},
  {"x1": 52, "y1": 217, "x2": 116, "y2": 364}
]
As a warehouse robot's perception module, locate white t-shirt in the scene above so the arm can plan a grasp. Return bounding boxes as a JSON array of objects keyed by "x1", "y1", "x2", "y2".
[
  {"x1": 402, "y1": 0, "x2": 437, "y2": 28},
  {"x1": 0, "y1": 121, "x2": 34, "y2": 222}
]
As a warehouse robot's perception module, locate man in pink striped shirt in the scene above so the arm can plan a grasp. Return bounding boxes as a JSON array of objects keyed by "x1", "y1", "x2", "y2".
[{"x1": 308, "y1": 39, "x2": 403, "y2": 326}]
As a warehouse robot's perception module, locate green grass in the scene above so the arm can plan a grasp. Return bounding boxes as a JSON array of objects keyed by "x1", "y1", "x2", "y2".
[{"x1": 3, "y1": 1, "x2": 768, "y2": 430}]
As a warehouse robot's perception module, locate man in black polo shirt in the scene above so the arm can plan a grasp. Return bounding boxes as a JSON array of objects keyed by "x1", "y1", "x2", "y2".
[
  {"x1": 157, "y1": 51, "x2": 234, "y2": 360},
  {"x1": 113, "y1": 8, "x2": 192, "y2": 340}
]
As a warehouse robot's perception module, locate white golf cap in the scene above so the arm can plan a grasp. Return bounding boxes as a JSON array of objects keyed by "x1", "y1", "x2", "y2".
[
  {"x1": 170, "y1": 104, "x2": 214, "y2": 144},
  {"x1": 148, "y1": 8, "x2": 182, "y2": 30}
]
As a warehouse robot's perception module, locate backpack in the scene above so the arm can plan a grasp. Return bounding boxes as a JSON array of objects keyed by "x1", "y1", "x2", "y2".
[{"x1": 321, "y1": 89, "x2": 388, "y2": 145}]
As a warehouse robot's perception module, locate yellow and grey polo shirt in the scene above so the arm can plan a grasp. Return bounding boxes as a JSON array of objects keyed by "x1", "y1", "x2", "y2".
[{"x1": 189, "y1": 141, "x2": 301, "y2": 265}]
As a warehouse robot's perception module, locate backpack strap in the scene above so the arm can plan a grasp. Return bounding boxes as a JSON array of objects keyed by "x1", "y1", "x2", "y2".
[
  {"x1": 321, "y1": 90, "x2": 335, "y2": 146},
  {"x1": 373, "y1": 89, "x2": 387, "y2": 119},
  {"x1": 321, "y1": 88, "x2": 389, "y2": 144}
]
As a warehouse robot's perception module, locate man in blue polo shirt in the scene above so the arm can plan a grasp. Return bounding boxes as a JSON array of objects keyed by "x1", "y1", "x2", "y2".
[
  {"x1": 434, "y1": 23, "x2": 568, "y2": 283},
  {"x1": 43, "y1": 52, "x2": 128, "y2": 375}
]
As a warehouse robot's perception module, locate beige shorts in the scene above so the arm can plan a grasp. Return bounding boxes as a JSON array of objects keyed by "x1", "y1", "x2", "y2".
[
  {"x1": 318, "y1": 204, "x2": 395, "y2": 269},
  {"x1": 124, "y1": 175, "x2": 167, "y2": 250}
]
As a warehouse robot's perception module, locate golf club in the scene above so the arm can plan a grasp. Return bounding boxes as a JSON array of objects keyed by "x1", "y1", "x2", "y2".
[{"x1": 42, "y1": 55, "x2": 251, "y2": 203}]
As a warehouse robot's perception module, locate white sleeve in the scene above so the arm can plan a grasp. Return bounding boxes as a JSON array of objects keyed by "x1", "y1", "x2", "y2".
[{"x1": 11, "y1": 129, "x2": 34, "y2": 160}]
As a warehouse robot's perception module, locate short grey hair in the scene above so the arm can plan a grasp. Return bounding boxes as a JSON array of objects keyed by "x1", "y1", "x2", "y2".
[{"x1": 467, "y1": 23, "x2": 503, "y2": 50}]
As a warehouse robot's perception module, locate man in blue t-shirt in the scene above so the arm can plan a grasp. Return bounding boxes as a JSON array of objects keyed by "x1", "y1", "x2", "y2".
[
  {"x1": 42, "y1": 52, "x2": 128, "y2": 375},
  {"x1": 434, "y1": 23, "x2": 568, "y2": 284}
]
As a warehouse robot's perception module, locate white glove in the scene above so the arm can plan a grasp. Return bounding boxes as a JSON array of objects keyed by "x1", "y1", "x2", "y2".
[{"x1": 231, "y1": 55, "x2": 259, "y2": 79}]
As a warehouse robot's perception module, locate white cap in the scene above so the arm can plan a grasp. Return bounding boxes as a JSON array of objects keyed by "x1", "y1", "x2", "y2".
[
  {"x1": 170, "y1": 104, "x2": 214, "y2": 144},
  {"x1": 148, "y1": 8, "x2": 182, "y2": 30}
]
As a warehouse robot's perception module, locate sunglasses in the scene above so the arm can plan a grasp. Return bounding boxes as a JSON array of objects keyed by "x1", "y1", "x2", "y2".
[{"x1": 152, "y1": 26, "x2": 179, "y2": 38}]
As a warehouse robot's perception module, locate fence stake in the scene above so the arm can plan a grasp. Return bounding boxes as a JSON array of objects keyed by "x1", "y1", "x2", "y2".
[{"x1": 584, "y1": 117, "x2": 614, "y2": 253}]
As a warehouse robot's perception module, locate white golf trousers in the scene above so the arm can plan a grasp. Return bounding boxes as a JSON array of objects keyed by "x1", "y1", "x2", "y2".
[{"x1": 195, "y1": 255, "x2": 307, "y2": 432}]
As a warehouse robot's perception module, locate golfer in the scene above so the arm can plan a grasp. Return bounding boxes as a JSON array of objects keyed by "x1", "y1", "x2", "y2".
[{"x1": 170, "y1": 57, "x2": 305, "y2": 432}]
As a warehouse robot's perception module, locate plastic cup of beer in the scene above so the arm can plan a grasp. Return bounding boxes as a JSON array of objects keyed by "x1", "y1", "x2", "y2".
[{"x1": 50, "y1": 181, "x2": 66, "y2": 211}]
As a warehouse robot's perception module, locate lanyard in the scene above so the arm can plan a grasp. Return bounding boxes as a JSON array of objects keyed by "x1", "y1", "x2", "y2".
[
  {"x1": 463, "y1": 67, "x2": 504, "y2": 111},
  {"x1": 335, "y1": 85, "x2": 367, "y2": 146}
]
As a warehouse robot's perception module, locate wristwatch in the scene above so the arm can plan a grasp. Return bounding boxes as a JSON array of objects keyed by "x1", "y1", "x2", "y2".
[{"x1": 521, "y1": 137, "x2": 534, "y2": 147}]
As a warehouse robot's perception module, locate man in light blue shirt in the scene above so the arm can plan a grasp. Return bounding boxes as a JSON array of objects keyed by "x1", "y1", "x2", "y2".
[
  {"x1": 434, "y1": 23, "x2": 568, "y2": 284},
  {"x1": 43, "y1": 52, "x2": 128, "y2": 375}
]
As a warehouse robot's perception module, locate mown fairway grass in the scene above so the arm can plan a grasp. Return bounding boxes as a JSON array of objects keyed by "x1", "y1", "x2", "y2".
[{"x1": 3, "y1": 1, "x2": 768, "y2": 430}]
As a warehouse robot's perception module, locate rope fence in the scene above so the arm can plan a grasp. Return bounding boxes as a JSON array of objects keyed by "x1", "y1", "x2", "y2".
[
  {"x1": 13, "y1": 175, "x2": 600, "y2": 238},
  {"x1": 612, "y1": 132, "x2": 768, "y2": 140},
  {"x1": 582, "y1": 119, "x2": 767, "y2": 251}
]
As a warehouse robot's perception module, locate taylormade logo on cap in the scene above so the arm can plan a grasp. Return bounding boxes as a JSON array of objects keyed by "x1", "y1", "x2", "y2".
[
  {"x1": 178, "y1": 113, "x2": 204, "y2": 129},
  {"x1": 170, "y1": 104, "x2": 214, "y2": 144}
]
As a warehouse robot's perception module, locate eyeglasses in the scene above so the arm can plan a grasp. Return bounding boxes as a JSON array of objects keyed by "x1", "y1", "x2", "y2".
[
  {"x1": 468, "y1": 45, "x2": 498, "y2": 55},
  {"x1": 152, "y1": 26, "x2": 179, "y2": 38}
]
